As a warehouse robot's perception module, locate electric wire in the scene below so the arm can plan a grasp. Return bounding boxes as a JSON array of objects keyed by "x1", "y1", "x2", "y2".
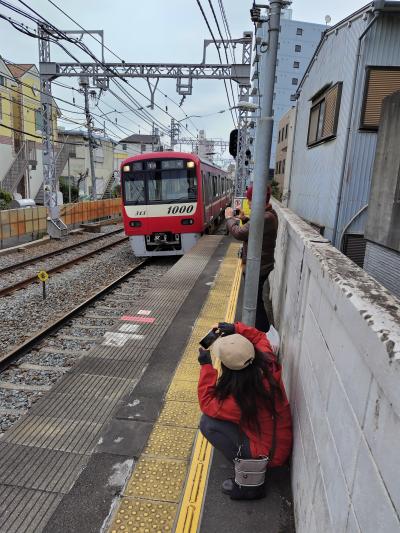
[{"x1": 194, "y1": 0, "x2": 236, "y2": 125}]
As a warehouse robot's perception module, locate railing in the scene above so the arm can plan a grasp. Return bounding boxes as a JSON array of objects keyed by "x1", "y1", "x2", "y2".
[{"x1": 1, "y1": 141, "x2": 37, "y2": 194}]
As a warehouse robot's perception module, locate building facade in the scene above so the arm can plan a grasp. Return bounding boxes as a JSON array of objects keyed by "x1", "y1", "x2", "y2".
[
  {"x1": 58, "y1": 130, "x2": 117, "y2": 199},
  {"x1": 287, "y1": 2, "x2": 400, "y2": 267},
  {"x1": 272, "y1": 12, "x2": 326, "y2": 167},
  {"x1": 0, "y1": 59, "x2": 59, "y2": 201},
  {"x1": 274, "y1": 106, "x2": 296, "y2": 201}
]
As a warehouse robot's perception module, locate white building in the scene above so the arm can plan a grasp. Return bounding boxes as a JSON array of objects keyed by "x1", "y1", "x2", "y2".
[{"x1": 286, "y1": 1, "x2": 400, "y2": 268}]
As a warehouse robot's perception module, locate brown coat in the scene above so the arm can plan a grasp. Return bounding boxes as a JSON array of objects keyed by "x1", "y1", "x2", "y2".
[{"x1": 226, "y1": 205, "x2": 278, "y2": 277}]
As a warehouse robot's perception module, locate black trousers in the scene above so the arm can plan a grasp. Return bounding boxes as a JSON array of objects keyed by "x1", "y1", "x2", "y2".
[
  {"x1": 255, "y1": 274, "x2": 270, "y2": 332},
  {"x1": 199, "y1": 414, "x2": 251, "y2": 462}
]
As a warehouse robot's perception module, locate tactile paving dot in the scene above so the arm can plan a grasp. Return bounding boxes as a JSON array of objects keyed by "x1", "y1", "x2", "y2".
[
  {"x1": 110, "y1": 499, "x2": 177, "y2": 533},
  {"x1": 166, "y1": 380, "x2": 198, "y2": 403},
  {"x1": 158, "y1": 401, "x2": 201, "y2": 428},
  {"x1": 125, "y1": 458, "x2": 186, "y2": 502},
  {"x1": 144, "y1": 425, "x2": 196, "y2": 460}
]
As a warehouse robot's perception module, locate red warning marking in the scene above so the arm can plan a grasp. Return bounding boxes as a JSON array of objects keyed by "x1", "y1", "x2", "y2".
[{"x1": 121, "y1": 315, "x2": 155, "y2": 324}]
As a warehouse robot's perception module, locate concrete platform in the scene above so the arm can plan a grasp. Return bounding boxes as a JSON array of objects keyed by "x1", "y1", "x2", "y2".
[{"x1": 0, "y1": 234, "x2": 294, "y2": 532}]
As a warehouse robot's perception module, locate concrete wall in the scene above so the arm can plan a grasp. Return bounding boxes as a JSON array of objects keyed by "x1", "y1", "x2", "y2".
[{"x1": 269, "y1": 201, "x2": 400, "y2": 533}]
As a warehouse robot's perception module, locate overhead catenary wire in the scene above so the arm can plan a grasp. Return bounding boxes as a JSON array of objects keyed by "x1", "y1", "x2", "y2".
[
  {"x1": 46, "y1": 0, "x2": 201, "y2": 133},
  {"x1": 194, "y1": 0, "x2": 237, "y2": 125},
  {"x1": 13, "y1": 0, "x2": 199, "y2": 139}
]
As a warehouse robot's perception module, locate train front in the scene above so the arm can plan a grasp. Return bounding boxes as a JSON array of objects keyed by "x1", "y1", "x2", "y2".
[{"x1": 121, "y1": 153, "x2": 203, "y2": 256}]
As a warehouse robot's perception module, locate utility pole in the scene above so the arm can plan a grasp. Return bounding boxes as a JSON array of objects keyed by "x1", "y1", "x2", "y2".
[
  {"x1": 170, "y1": 118, "x2": 180, "y2": 150},
  {"x1": 80, "y1": 76, "x2": 97, "y2": 199},
  {"x1": 242, "y1": 0, "x2": 286, "y2": 326}
]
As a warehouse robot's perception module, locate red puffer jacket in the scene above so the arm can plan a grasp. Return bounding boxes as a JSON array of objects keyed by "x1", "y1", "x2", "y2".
[{"x1": 197, "y1": 322, "x2": 293, "y2": 466}]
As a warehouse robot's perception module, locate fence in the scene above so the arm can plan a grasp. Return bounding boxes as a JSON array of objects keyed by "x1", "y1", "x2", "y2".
[
  {"x1": 270, "y1": 201, "x2": 400, "y2": 533},
  {"x1": 0, "y1": 198, "x2": 122, "y2": 248}
]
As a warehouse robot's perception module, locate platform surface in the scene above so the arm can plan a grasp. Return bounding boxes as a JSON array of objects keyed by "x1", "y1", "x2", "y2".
[{"x1": 0, "y1": 235, "x2": 294, "y2": 532}]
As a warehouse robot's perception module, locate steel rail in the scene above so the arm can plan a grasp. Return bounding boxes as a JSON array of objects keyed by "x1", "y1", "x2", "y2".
[
  {"x1": 0, "y1": 235, "x2": 129, "y2": 298},
  {"x1": 0, "y1": 227, "x2": 124, "y2": 275},
  {"x1": 0, "y1": 258, "x2": 148, "y2": 369}
]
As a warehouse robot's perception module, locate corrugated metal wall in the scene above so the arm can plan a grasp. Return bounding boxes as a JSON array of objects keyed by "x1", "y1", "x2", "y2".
[
  {"x1": 288, "y1": 15, "x2": 366, "y2": 241},
  {"x1": 336, "y1": 15, "x2": 400, "y2": 247},
  {"x1": 364, "y1": 241, "x2": 400, "y2": 298}
]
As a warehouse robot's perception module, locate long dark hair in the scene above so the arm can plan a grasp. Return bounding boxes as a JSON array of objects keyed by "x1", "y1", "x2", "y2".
[{"x1": 213, "y1": 349, "x2": 281, "y2": 434}]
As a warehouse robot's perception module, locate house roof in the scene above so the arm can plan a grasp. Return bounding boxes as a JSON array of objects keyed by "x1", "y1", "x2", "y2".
[
  {"x1": 119, "y1": 134, "x2": 160, "y2": 144},
  {"x1": 6, "y1": 63, "x2": 35, "y2": 79}
]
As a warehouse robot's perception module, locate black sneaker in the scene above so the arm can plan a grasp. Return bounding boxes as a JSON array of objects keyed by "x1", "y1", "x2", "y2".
[{"x1": 221, "y1": 478, "x2": 266, "y2": 500}]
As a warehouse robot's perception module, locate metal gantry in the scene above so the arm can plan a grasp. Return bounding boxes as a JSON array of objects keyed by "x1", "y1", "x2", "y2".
[{"x1": 38, "y1": 27, "x2": 252, "y2": 230}]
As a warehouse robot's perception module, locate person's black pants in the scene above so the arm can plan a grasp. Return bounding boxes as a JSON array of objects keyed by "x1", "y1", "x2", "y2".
[
  {"x1": 199, "y1": 414, "x2": 251, "y2": 462},
  {"x1": 255, "y1": 274, "x2": 270, "y2": 332}
]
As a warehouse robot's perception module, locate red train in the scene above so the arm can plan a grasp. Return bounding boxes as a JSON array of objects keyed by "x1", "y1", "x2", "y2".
[{"x1": 121, "y1": 151, "x2": 233, "y2": 256}]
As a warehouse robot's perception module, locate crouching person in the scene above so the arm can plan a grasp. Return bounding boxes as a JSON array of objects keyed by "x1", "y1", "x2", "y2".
[{"x1": 197, "y1": 321, "x2": 292, "y2": 500}]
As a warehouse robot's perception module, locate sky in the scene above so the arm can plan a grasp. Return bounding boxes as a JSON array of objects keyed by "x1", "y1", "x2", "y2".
[{"x1": 0, "y1": 0, "x2": 370, "y2": 163}]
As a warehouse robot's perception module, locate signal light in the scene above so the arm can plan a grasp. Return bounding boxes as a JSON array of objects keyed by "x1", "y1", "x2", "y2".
[
  {"x1": 229, "y1": 129, "x2": 238, "y2": 158},
  {"x1": 181, "y1": 218, "x2": 194, "y2": 225},
  {"x1": 129, "y1": 221, "x2": 142, "y2": 227}
]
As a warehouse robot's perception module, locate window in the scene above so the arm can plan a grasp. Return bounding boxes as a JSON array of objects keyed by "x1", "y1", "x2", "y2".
[
  {"x1": 0, "y1": 75, "x2": 5, "y2": 86},
  {"x1": 141, "y1": 144, "x2": 146, "y2": 152},
  {"x1": 282, "y1": 159, "x2": 286, "y2": 173},
  {"x1": 307, "y1": 82, "x2": 343, "y2": 147},
  {"x1": 124, "y1": 174, "x2": 146, "y2": 204},
  {"x1": 293, "y1": 61, "x2": 300, "y2": 68},
  {"x1": 34, "y1": 109, "x2": 43, "y2": 131},
  {"x1": 285, "y1": 124, "x2": 288, "y2": 138},
  {"x1": 296, "y1": 28, "x2": 303, "y2": 36},
  {"x1": 290, "y1": 94, "x2": 297, "y2": 102},
  {"x1": 295, "y1": 45, "x2": 301, "y2": 52},
  {"x1": 361, "y1": 67, "x2": 400, "y2": 130},
  {"x1": 148, "y1": 170, "x2": 197, "y2": 202},
  {"x1": 122, "y1": 143, "x2": 127, "y2": 151},
  {"x1": 292, "y1": 78, "x2": 298, "y2": 85}
]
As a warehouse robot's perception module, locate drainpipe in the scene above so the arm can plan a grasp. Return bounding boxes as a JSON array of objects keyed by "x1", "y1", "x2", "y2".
[{"x1": 331, "y1": 8, "x2": 381, "y2": 246}]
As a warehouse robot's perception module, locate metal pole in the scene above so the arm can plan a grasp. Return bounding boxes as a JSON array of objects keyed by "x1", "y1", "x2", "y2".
[
  {"x1": 80, "y1": 77, "x2": 97, "y2": 200},
  {"x1": 242, "y1": 0, "x2": 285, "y2": 326},
  {"x1": 38, "y1": 24, "x2": 58, "y2": 220},
  {"x1": 67, "y1": 156, "x2": 71, "y2": 204}
]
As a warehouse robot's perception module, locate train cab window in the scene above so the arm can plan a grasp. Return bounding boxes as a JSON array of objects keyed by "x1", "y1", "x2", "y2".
[
  {"x1": 148, "y1": 168, "x2": 197, "y2": 203},
  {"x1": 123, "y1": 173, "x2": 146, "y2": 204}
]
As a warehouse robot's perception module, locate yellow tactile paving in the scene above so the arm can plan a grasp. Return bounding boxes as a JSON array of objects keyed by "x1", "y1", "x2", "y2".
[
  {"x1": 143, "y1": 425, "x2": 197, "y2": 460},
  {"x1": 108, "y1": 243, "x2": 241, "y2": 533}
]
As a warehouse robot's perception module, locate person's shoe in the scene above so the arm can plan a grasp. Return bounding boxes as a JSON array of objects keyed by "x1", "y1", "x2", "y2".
[
  {"x1": 229, "y1": 481, "x2": 266, "y2": 501},
  {"x1": 221, "y1": 478, "x2": 234, "y2": 495}
]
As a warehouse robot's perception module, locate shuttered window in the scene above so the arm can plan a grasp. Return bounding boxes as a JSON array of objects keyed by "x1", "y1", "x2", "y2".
[
  {"x1": 307, "y1": 82, "x2": 342, "y2": 147},
  {"x1": 361, "y1": 67, "x2": 400, "y2": 129}
]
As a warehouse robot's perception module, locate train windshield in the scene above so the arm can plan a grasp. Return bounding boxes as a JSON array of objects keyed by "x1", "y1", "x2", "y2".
[{"x1": 122, "y1": 159, "x2": 197, "y2": 205}]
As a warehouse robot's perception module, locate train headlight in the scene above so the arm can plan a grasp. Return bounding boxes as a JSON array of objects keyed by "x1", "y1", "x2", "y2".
[
  {"x1": 181, "y1": 218, "x2": 194, "y2": 225},
  {"x1": 123, "y1": 165, "x2": 130, "y2": 172},
  {"x1": 129, "y1": 220, "x2": 142, "y2": 227},
  {"x1": 187, "y1": 161, "x2": 195, "y2": 168}
]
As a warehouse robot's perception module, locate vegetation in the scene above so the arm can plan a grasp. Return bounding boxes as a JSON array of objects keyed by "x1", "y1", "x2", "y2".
[
  {"x1": 59, "y1": 176, "x2": 79, "y2": 203},
  {"x1": 0, "y1": 188, "x2": 12, "y2": 210},
  {"x1": 112, "y1": 183, "x2": 121, "y2": 198},
  {"x1": 271, "y1": 179, "x2": 282, "y2": 201}
]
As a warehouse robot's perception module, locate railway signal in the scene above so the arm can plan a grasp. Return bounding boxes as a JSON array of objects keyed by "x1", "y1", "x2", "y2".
[{"x1": 37, "y1": 270, "x2": 49, "y2": 300}]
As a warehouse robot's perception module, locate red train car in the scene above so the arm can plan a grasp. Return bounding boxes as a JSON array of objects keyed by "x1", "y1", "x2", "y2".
[{"x1": 121, "y1": 151, "x2": 233, "y2": 256}]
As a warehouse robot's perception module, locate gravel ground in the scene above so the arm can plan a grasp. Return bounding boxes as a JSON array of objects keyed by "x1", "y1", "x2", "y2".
[
  {"x1": 0, "y1": 256, "x2": 175, "y2": 431},
  {"x1": 0, "y1": 243, "x2": 142, "y2": 356},
  {"x1": 0, "y1": 230, "x2": 127, "y2": 290},
  {"x1": 0, "y1": 223, "x2": 123, "y2": 269}
]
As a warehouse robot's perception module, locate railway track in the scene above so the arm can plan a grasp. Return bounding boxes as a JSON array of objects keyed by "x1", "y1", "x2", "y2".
[
  {"x1": 0, "y1": 257, "x2": 175, "y2": 432},
  {"x1": 0, "y1": 232, "x2": 128, "y2": 297}
]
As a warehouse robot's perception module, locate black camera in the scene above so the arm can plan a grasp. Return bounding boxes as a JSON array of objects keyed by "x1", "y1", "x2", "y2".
[
  {"x1": 234, "y1": 208, "x2": 240, "y2": 216},
  {"x1": 199, "y1": 328, "x2": 222, "y2": 349}
]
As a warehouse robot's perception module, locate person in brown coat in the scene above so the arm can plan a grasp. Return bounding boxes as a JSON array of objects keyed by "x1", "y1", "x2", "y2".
[{"x1": 225, "y1": 185, "x2": 278, "y2": 332}]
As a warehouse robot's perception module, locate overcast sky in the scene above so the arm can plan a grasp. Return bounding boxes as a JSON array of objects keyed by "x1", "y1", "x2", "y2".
[{"x1": 0, "y1": 0, "x2": 370, "y2": 162}]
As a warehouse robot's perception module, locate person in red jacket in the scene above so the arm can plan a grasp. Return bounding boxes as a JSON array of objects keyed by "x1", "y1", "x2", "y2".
[{"x1": 198, "y1": 321, "x2": 292, "y2": 500}]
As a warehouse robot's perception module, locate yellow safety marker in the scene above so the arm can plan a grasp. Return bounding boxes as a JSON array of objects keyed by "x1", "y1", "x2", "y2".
[
  {"x1": 37, "y1": 270, "x2": 49, "y2": 282},
  {"x1": 108, "y1": 244, "x2": 242, "y2": 533}
]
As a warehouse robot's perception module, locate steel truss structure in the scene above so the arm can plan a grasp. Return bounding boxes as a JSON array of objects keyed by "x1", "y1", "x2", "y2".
[{"x1": 38, "y1": 26, "x2": 252, "y2": 232}]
